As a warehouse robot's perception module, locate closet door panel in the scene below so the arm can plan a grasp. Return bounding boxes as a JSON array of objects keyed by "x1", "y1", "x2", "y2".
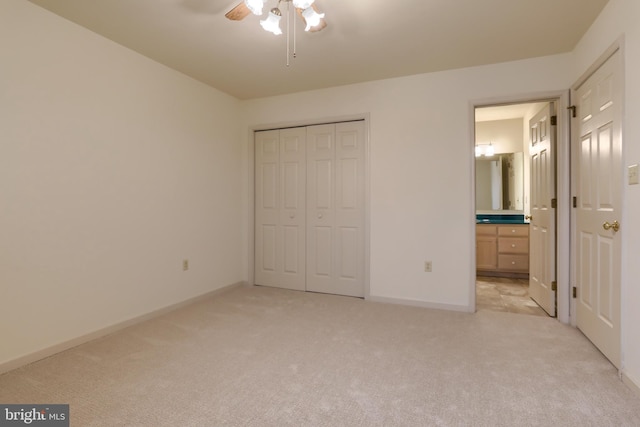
[
  {"x1": 255, "y1": 128, "x2": 306, "y2": 290},
  {"x1": 255, "y1": 130, "x2": 279, "y2": 285},
  {"x1": 306, "y1": 124, "x2": 335, "y2": 292},
  {"x1": 313, "y1": 226, "x2": 333, "y2": 276},
  {"x1": 334, "y1": 121, "x2": 365, "y2": 296},
  {"x1": 306, "y1": 122, "x2": 365, "y2": 297},
  {"x1": 261, "y1": 225, "x2": 277, "y2": 272},
  {"x1": 338, "y1": 226, "x2": 358, "y2": 279}
]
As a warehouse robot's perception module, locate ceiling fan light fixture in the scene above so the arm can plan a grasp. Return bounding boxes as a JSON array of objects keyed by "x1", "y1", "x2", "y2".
[
  {"x1": 245, "y1": 0, "x2": 265, "y2": 15},
  {"x1": 292, "y1": 0, "x2": 315, "y2": 9},
  {"x1": 301, "y1": 7, "x2": 324, "y2": 31},
  {"x1": 260, "y1": 8, "x2": 283, "y2": 35}
]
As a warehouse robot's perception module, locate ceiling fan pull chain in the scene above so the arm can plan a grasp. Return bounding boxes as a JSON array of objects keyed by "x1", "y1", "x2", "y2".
[
  {"x1": 286, "y1": 0, "x2": 290, "y2": 66},
  {"x1": 293, "y1": 3, "x2": 297, "y2": 59}
]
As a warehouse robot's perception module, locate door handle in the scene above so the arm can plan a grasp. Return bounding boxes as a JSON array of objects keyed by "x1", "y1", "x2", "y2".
[
  {"x1": 603, "y1": 220, "x2": 620, "y2": 232},
  {"x1": 317, "y1": 213, "x2": 323, "y2": 219},
  {"x1": 289, "y1": 213, "x2": 295, "y2": 219},
  {"x1": 525, "y1": 215, "x2": 532, "y2": 221}
]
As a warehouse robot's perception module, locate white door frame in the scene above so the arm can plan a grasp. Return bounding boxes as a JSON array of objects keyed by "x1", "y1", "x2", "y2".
[
  {"x1": 470, "y1": 91, "x2": 572, "y2": 323},
  {"x1": 246, "y1": 114, "x2": 371, "y2": 299}
]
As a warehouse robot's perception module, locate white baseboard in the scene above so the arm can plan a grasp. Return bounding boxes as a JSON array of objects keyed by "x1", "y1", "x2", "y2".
[
  {"x1": 368, "y1": 295, "x2": 471, "y2": 313},
  {"x1": 622, "y1": 370, "x2": 640, "y2": 399},
  {"x1": 0, "y1": 281, "x2": 246, "y2": 375}
]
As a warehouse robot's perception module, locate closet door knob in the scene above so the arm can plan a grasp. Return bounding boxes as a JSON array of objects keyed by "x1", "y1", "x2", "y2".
[
  {"x1": 318, "y1": 213, "x2": 323, "y2": 219},
  {"x1": 289, "y1": 213, "x2": 295, "y2": 219}
]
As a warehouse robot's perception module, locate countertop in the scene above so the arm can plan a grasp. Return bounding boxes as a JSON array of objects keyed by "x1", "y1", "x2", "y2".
[{"x1": 476, "y1": 214, "x2": 527, "y2": 224}]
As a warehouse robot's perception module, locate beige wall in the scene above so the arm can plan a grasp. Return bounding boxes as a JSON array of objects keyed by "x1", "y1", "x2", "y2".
[
  {"x1": 0, "y1": 0, "x2": 243, "y2": 367},
  {"x1": 475, "y1": 118, "x2": 524, "y2": 155}
]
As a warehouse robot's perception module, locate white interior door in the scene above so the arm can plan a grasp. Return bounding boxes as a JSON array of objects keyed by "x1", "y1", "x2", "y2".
[
  {"x1": 306, "y1": 121, "x2": 365, "y2": 297},
  {"x1": 574, "y1": 50, "x2": 622, "y2": 368},
  {"x1": 254, "y1": 127, "x2": 306, "y2": 291},
  {"x1": 529, "y1": 103, "x2": 557, "y2": 316}
]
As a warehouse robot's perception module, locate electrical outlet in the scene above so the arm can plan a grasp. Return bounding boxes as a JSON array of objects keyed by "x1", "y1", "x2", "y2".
[
  {"x1": 183, "y1": 259, "x2": 189, "y2": 271},
  {"x1": 424, "y1": 261, "x2": 432, "y2": 272}
]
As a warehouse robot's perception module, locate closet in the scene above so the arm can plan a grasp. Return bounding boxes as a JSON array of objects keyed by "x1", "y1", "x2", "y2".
[{"x1": 254, "y1": 120, "x2": 366, "y2": 297}]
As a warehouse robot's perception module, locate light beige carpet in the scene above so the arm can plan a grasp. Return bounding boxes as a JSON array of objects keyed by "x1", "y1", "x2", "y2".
[{"x1": 1, "y1": 285, "x2": 640, "y2": 426}]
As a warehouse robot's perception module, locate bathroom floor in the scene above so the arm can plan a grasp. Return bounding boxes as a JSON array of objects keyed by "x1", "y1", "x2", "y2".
[{"x1": 476, "y1": 275, "x2": 549, "y2": 317}]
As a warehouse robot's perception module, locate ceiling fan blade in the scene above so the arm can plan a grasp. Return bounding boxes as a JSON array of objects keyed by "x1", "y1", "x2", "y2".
[
  {"x1": 225, "y1": 2, "x2": 251, "y2": 21},
  {"x1": 296, "y1": 3, "x2": 327, "y2": 32}
]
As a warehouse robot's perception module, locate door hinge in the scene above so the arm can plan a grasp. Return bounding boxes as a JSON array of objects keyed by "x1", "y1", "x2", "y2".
[
  {"x1": 551, "y1": 198, "x2": 557, "y2": 208},
  {"x1": 567, "y1": 105, "x2": 577, "y2": 118},
  {"x1": 573, "y1": 287, "x2": 577, "y2": 298},
  {"x1": 550, "y1": 115, "x2": 557, "y2": 126},
  {"x1": 551, "y1": 281, "x2": 557, "y2": 291},
  {"x1": 573, "y1": 196, "x2": 577, "y2": 208}
]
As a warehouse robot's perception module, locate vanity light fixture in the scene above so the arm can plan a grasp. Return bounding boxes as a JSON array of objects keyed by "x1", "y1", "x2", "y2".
[
  {"x1": 475, "y1": 142, "x2": 495, "y2": 157},
  {"x1": 485, "y1": 142, "x2": 495, "y2": 156}
]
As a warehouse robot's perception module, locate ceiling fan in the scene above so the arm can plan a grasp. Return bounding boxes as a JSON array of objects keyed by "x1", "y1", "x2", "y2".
[{"x1": 225, "y1": 0, "x2": 327, "y2": 33}]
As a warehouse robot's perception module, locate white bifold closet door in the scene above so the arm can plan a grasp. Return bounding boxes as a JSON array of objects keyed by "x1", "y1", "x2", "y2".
[
  {"x1": 254, "y1": 121, "x2": 365, "y2": 297},
  {"x1": 255, "y1": 127, "x2": 307, "y2": 291}
]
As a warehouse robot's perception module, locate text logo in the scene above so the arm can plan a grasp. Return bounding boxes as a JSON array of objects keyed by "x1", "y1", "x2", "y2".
[{"x1": 0, "y1": 405, "x2": 68, "y2": 427}]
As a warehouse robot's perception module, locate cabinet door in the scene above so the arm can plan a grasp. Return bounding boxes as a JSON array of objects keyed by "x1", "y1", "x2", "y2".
[
  {"x1": 476, "y1": 224, "x2": 497, "y2": 236},
  {"x1": 476, "y1": 236, "x2": 498, "y2": 270}
]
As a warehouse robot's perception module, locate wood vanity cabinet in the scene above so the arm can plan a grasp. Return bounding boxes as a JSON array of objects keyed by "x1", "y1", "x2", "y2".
[
  {"x1": 476, "y1": 224, "x2": 529, "y2": 277},
  {"x1": 476, "y1": 225, "x2": 498, "y2": 270}
]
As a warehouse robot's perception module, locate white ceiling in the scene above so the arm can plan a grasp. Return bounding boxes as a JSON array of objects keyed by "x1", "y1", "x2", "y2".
[{"x1": 27, "y1": 0, "x2": 609, "y2": 100}]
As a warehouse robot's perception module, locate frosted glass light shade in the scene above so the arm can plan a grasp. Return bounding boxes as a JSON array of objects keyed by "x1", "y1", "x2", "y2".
[
  {"x1": 245, "y1": 0, "x2": 265, "y2": 15},
  {"x1": 302, "y1": 7, "x2": 324, "y2": 31},
  {"x1": 292, "y1": 0, "x2": 315, "y2": 9},
  {"x1": 260, "y1": 10, "x2": 283, "y2": 35}
]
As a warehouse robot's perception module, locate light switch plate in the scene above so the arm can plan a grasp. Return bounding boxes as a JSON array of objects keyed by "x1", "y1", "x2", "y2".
[{"x1": 629, "y1": 164, "x2": 639, "y2": 185}]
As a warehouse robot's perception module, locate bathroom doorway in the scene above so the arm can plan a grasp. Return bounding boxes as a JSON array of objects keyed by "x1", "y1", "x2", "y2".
[{"x1": 474, "y1": 101, "x2": 557, "y2": 317}]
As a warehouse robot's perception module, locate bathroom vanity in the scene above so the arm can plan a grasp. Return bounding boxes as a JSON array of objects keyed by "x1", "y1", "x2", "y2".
[{"x1": 476, "y1": 214, "x2": 529, "y2": 278}]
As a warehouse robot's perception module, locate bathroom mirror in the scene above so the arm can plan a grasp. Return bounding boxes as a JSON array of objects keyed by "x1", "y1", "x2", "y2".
[{"x1": 475, "y1": 152, "x2": 524, "y2": 212}]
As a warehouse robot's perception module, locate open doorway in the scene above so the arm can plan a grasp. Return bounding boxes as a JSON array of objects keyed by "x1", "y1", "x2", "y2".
[{"x1": 474, "y1": 101, "x2": 557, "y2": 317}]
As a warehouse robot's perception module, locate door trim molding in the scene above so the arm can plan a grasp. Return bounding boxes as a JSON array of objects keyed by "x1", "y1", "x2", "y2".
[
  {"x1": 246, "y1": 113, "x2": 371, "y2": 299},
  {"x1": 469, "y1": 91, "x2": 571, "y2": 322},
  {"x1": 572, "y1": 36, "x2": 625, "y2": 92}
]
